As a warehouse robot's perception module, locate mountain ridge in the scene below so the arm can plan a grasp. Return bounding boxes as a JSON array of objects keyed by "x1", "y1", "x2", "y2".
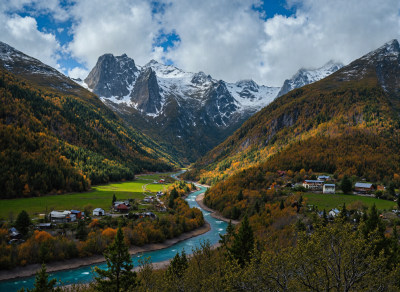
[
  {"x1": 0, "y1": 42, "x2": 178, "y2": 198},
  {"x1": 184, "y1": 39, "x2": 400, "y2": 185},
  {"x1": 85, "y1": 53, "x2": 342, "y2": 163},
  {"x1": 277, "y1": 61, "x2": 344, "y2": 97},
  {"x1": 84, "y1": 54, "x2": 280, "y2": 163}
]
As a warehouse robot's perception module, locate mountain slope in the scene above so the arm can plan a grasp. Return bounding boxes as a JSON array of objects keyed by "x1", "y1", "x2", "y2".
[
  {"x1": 85, "y1": 56, "x2": 280, "y2": 163},
  {"x1": 0, "y1": 42, "x2": 178, "y2": 198},
  {"x1": 277, "y1": 61, "x2": 343, "y2": 97},
  {"x1": 186, "y1": 39, "x2": 400, "y2": 184}
]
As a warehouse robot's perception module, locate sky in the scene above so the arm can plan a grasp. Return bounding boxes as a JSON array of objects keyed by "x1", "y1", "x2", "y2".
[{"x1": 0, "y1": 0, "x2": 399, "y2": 86}]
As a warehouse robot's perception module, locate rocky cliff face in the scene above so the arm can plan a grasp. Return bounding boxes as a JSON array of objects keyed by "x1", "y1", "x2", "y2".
[
  {"x1": 84, "y1": 53, "x2": 139, "y2": 99},
  {"x1": 85, "y1": 55, "x2": 280, "y2": 162},
  {"x1": 131, "y1": 67, "x2": 163, "y2": 114}
]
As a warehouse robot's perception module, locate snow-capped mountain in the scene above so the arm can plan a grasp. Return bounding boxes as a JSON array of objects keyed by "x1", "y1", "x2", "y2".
[
  {"x1": 84, "y1": 54, "x2": 280, "y2": 162},
  {"x1": 337, "y1": 39, "x2": 400, "y2": 94},
  {"x1": 85, "y1": 55, "x2": 279, "y2": 120},
  {"x1": 277, "y1": 61, "x2": 344, "y2": 97}
]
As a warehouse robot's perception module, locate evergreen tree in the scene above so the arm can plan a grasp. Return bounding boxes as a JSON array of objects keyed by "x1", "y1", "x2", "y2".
[
  {"x1": 166, "y1": 250, "x2": 188, "y2": 279},
  {"x1": 219, "y1": 220, "x2": 235, "y2": 247},
  {"x1": 341, "y1": 176, "x2": 352, "y2": 194},
  {"x1": 364, "y1": 204, "x2": 381, "y2": 234},
  {"x1": 228, "y1": 215, "x2": 254, "y2": 267},
  {"x1": 389, "y1": 222, "x2": 400, "y2": 266},
  {"x1": 15, "y1": 210, "x2": 31, "y2": 237},
  {"x1": 340, "y1": 203, "x2": 348, "y2": 221},
  {"x1": 237, "y1": 190, "x2": 244, "y2": 201},
  {"x1": 20, "y1": 264, "x2": 59, "y2": 292},
  {"x1": 279, "y1": 200, "x2": 285, "y2": 210},
  {"x1": 94, "y1": 227, "x2": 137, "y2": 291},
  {"x1": 76, "y1": 220, "x2": 88, "y2": 241},
  {"x1": 322, "y1": 209, "x2": 328, "y2": 226},
  {"x1": 168, "y1": 188, "x2": 179, "y2": 208},
  {"x1": 388, "y1": 182, "x2": 396, "y2": 197},
  {"x1": 112, "y1": 193, "x2": 117, "y2": 205}
]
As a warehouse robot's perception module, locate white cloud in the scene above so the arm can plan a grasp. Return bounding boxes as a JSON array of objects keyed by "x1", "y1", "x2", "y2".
[
  {"x1": 162, "y1": 0, "x2": 266, "y2": 83},
  {"x1": 0, "y1": 13, "x2": 61, "y2": 68},
  {"x1": 67, "y1": 66, "x2": 89, "y2": 80},
  {"x1": 68, "y1": 0, "x2": 160, "y2": 69},
  {"x1": 0, "y1": 0, "x2": 69, "y2": 22},
  {"x1": 159, "y1": 0, "x2": 400, "y2": 86},
  {"x1": 259, "y1": 0, "x2": 400, "y2": 85},
  {"x1": 1, "y1": 0, "x2": 399, "y2": 87}
]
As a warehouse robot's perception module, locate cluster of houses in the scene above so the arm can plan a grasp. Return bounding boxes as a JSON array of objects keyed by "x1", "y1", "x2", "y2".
[
  {"x1": 302, "y1": 175, "x2": 336, "y2": 194},
  {"x1": 302, "y1": 175, "x2": 382, "y2": 196},
  {"x1": 128, "y1": 212, "x2": 157, "y2": 219},
  {"x1": 144, "y1": 193, "x2": 167, "y2": 212}
]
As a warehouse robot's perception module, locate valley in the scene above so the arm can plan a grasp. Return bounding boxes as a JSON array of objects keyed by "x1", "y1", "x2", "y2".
[{"x1": 1, "y1": 34, "x2": 400, "y2": 291}]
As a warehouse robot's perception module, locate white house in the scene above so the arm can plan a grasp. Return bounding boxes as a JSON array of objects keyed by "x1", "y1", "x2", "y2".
[
  {"x1": 303, "y1": 180, "x2": 324, "y2": 191},
  {"x1": 93, "y1": 208, "x2": 105, "y2": 216},
  {"x1": 329, "y1": 208, "x2": 340, "y2": 218},
  {"x1": 50, "y1": 211, "x2": 75, "y2": 223},
  {"x1": 318, "y1": 175, "x2": 331, "y2": 181},
  {"x1": 323, "y1": 184, "x2": 336, "y2": 194}
]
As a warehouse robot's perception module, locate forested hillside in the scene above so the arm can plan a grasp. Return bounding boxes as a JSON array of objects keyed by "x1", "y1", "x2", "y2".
[
  {"x1": 0, "y1": 68, "x2": 177, "y2": 198},
  {"x1": 185, "y1": 40, "x2": 400, "y2": 185}
]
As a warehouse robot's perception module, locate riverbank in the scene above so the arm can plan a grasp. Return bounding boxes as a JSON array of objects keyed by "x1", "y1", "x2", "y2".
[
  {"x1": 0, "y1": 222, "x2": 210, "y2": 281},
  {"x1": 196, "y1": 193, "x2": 240, "y2": 225}
]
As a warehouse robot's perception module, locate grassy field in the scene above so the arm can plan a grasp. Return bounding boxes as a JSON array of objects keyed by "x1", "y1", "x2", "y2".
[
  {"x1": 0, "y1": 173, "x2": 174, "y2": 219},
  {"x1": 304, "y1": 193, "x2": 396, "y2": 211}
]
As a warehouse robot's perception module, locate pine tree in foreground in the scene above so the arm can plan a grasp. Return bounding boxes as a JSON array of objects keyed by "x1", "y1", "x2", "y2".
[
  {"x1": 94, "y1": 227, "x2": 137, "y2": 291},
  {"x1": 18, "y1": 264, "x2": 59, "y2": 292},
  {"x1": 228, "y1": 215, "x2": 254, "y2": 267}
]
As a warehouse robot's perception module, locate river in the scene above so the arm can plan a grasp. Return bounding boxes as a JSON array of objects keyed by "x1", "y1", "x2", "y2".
[{"x1": 0, "y1": 178, "x2": 227, "y2": 291}]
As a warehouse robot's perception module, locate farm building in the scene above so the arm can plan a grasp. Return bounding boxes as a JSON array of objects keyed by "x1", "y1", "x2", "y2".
[
  {"x1": 70, "y1": 210, "x2": 83, "y2": 219},
  {"x1": 329, "y1": 208, "x2": 340, "y2": 218},
  {"x1": 323, "y1": 184, "x2": 336, "y2": 194},
  {"x1": 50, "y1": 211, "x2": 76, "y2": 223},
  {"x1": 354, "y1": 182, "x2": 374, "y2": 194},
  {"x1": 116, "y1": 204, "x2": 129, "y2": 213},
  {"x1": 93, "y1": 208, "x2": 105, "y2": 216},
  {"x1": 318, "y1": 175, "x2": 331, "y2": 181},
  {"x1": 303, "y1": 180, "x2": 324, "y2": 191},
  {"x1": 9, "y1": 227, "x2": 21, "y2": 239}
]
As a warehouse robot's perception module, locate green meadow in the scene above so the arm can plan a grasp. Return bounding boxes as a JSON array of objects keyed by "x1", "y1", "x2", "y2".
[
  {"x1": 304, "y1": 193, "x2": 396, "y2": 211},
  {"x1": 0, "y1": 174, "x2": 174, "y2": 219}
]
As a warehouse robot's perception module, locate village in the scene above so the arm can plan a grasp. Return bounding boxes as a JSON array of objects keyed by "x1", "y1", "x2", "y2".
[
  {"x1": 6, "y1": 177, "x2": 171, "y2": 245},
  {"x1": 247, "y1": 169, "x2": 400, "y2": 223}
]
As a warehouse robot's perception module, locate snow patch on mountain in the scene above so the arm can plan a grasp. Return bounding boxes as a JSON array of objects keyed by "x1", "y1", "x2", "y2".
[{"x1": 277, "y1": 61, "x2": 344, "y2": 97}]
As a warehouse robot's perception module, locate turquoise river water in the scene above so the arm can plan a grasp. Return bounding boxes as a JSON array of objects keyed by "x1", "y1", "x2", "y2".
[{"x1": 0, "y1": 183, "x2": 227, "y2": 291}]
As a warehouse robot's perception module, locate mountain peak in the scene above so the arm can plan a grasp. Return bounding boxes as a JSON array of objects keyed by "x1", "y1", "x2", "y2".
[
  {"x1": 146, "y1": 59, "x2": 160, "y2": 66},
  {"x1": 361, "y1": 39, "x2": 400, "y2": 62},
  {"x1": 85, "y1": 52, "x2": 138, "y2": 99},
  {"x1": 277, "y1": 61, "x2": 344, "y2": 97}
]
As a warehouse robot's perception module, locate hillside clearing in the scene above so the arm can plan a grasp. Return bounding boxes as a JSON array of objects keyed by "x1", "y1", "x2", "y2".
[{"x1": 304, "y1": 193, "x2": 396, "y2": 211}]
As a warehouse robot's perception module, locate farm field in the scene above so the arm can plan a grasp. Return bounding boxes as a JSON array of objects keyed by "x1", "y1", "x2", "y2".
[
  {"x1": 304, "y1": 193, "x2": 396, "y2": 211},
  {"x1": 0, "y1": 173, "x2": 174, "y2": 219}
]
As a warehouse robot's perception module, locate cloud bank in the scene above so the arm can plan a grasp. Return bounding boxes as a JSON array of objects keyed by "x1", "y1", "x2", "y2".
[{"x1": 1, "y1": 0, "x2": 400, "y2": 86}]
